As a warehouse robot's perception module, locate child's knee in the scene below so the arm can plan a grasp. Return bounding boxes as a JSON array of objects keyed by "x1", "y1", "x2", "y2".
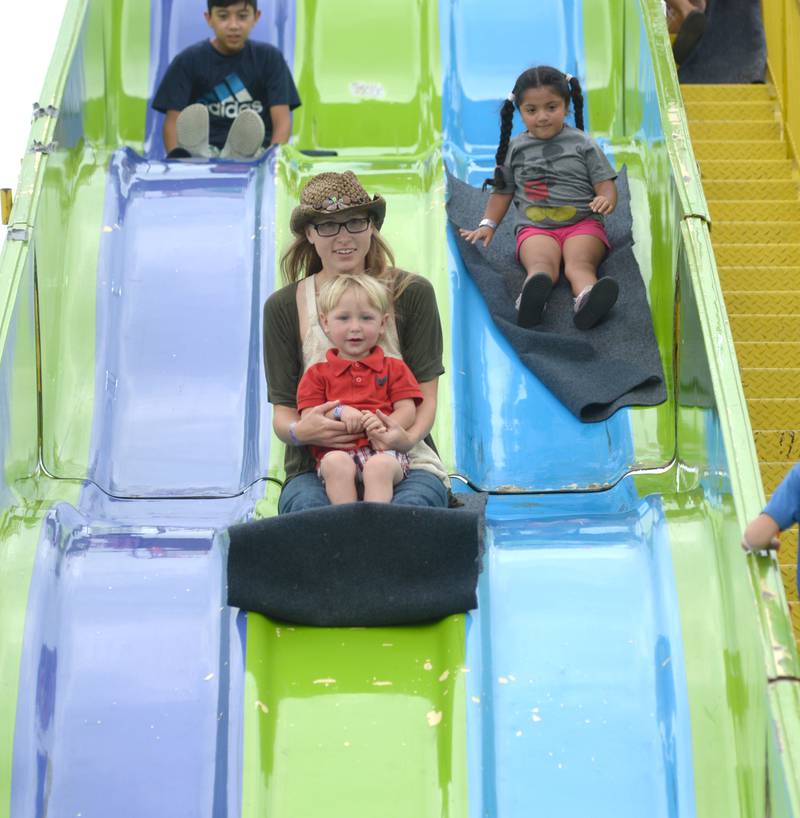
[
  {"x1": 320, "y1": 451, "x2": 356, "y2": 479},
  {"x1": 363, "y1": 454, "x2": 402, "y2": 482}
]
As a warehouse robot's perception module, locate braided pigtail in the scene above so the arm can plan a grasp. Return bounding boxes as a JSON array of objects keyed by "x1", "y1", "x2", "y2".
[
  {"x1": 483, "y1": 97, "x2": 516, "y2": 191},
  {"x1": 567, "y1": 74, "x2": 585, "y2": 131}
]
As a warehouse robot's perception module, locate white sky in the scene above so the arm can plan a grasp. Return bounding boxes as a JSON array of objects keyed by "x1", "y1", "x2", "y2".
[{"x1": 0, "y1": 1, "x2": 70, "y2": 248}]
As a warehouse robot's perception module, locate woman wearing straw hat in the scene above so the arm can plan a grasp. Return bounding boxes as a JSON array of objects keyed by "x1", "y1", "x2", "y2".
[{"x1": 263, "y1": 170, "x2": 449, "y2": 512}]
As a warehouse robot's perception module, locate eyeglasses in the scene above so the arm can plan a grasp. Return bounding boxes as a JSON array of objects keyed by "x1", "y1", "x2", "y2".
[{"x1": 312, "y1": 217, "x2": 370, "y2": 237}]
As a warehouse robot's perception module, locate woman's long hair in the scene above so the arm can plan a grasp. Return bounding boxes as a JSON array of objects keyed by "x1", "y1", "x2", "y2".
[{"x1": 484, "y1": 66, "x2": 585, "y2": 191}]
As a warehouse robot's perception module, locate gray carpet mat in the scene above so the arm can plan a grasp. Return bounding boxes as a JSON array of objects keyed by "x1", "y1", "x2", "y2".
[
  {"x1": 678, "y1": 0, "x2": 766, "y2": 84},
  {"x1": 446, "y1": 167, "x2": 666, "y2": 422},
  {"x1": 227, "y1": 492, "x2": 486, "y2": 627}
]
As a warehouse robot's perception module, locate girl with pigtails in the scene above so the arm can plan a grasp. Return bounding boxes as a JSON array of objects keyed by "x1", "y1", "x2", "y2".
[{"x1": 460, "y1": 66, "x2": 619, "y2": 330}]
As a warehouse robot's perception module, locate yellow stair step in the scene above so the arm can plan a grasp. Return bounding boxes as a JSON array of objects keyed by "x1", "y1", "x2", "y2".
[
  {"x1": 725, "y1": 291, "x2": 800, "y2": 313},
  {"x1": 699, "y1": 160, "x2": 793, "y2": 181},
  {"x1": 710, "y1": 201, "x2": 800, "y2": 221},
  {"x1": 685, "y1": 100, "x2": 776, "y2": 121},
  {"x1": 731, "y1": 315, "x2": 800, "y2": 341},
  {"x1": 719, "y1": 266, "x2": 800, "y2": 289},
  {"x1": 690, "y1": 120, "x2": 781, "y2": 140},
  {"x1": 780, "y1": 528, "x2": 798, "y2": 562},
  {"x1": 694, "y1": 140, "x2": 788, "y2": 161},
  {"x1": 754, "y1": 430, "x2": 800, "y2": 461},
  {"x1": 758, "y1": 459, "x2": 800, "y2": 494},
  {"x1": 681, "y1": 84, "x2": 773, "y2": 102},
  {"x1": 741, "y1": 368, "x2": 800, "y2": 398},
  {"x1": 735, "y1": 341, "x2": 800, "y2": 368},
  {"x1": 715, "y1": 244, "x2": 800, "y2": 266},
  {"x1": 789, "y1": 602, "x2": 800, "y2": 640},
  {"x1": 749, "y1": 401, "x2": 800, "y2": 430},
  {"x1": 714, "y1": 223, "x2": 800, "y2": 244},
  {"x1": 703, "y1": 179, "x2": 798, "y2": 199},
  {"x1": 782, "y1": 565, "x2": 799, "y2": 602}
]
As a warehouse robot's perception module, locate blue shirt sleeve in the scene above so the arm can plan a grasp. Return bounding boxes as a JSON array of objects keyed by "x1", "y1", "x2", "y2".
[
  {"x1": 763, "y1": 462, "x2": 800, "y2": 530},
  {"x1": 152, "y1": 49, "x2": 194, "y2": 113},
  {"x1": 262, "y1": 45, "x2": 301, "y2": 111}
]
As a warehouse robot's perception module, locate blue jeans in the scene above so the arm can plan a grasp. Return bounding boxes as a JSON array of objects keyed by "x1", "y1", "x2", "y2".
[{"x1": 278, "y1": 469, "x2": 448, "y2": 514}]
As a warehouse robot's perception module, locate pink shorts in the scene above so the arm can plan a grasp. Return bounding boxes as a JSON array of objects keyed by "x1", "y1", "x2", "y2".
[
  {"x1": 318, "y1": 446, "x2": 410, "y2": 481},
  {"x1": 516, "y1": 218, "x2": 611, "y2": 261}
]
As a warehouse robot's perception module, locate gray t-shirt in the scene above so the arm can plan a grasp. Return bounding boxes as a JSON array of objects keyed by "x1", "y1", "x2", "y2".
[{"x1": 495, "y1": 126, "x2": 617, "y2": 233}]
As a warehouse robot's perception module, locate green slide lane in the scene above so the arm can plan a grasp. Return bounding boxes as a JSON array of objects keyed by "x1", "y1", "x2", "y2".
[{"x1": 243, "y1": 2, "x2": 462, "y2": 814}]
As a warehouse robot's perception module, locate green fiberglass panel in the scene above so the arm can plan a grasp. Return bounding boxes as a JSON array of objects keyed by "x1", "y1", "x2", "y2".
[
  {"x1": 292, "y1": 0, "x2": 441, "y2": 153},
  {"x1": 242, "y1": 615, "x2": 468, "y2": 817},
  {"x1": 36, "y1": 0, "x2": 151, "y2": 480},
  {"x1": 37, "y1": 149, "x2": 107, "y2": 480}
]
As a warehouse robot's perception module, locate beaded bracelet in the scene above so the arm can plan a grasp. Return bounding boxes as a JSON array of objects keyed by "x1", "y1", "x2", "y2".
[{"x1": 289, "y1": 421, "x2": 300, "y2": 446}]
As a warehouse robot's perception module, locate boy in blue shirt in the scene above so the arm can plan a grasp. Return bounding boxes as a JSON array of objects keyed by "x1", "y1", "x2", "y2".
[
  {"x1": 152, "y1": 0, "x2": 301, "y2": 159},
  {"x1": 742, "y1": 463, "x2": 800, "y2": 556}
]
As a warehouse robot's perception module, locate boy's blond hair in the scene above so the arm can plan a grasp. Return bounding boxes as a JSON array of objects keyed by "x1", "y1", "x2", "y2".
[{"x1": 317, "y1": 274, "x2": 390, "y2": 317}]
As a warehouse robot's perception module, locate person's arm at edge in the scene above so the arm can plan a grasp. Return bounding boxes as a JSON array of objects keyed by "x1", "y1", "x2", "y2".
[
  {"x1": 269, "y1": 104, "x2": 292, "y2": 144},
  {"x1": 163, "y1": 110, "x2": 181, "y2": 153},
  {"x1": 742, "y1": 513, "x2": 781, "y2": 552}
]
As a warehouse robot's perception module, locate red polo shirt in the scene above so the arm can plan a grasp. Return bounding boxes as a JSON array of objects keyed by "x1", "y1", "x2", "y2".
[{"x1": 297, "y1": 346, "x2": 423, "y2": 454}]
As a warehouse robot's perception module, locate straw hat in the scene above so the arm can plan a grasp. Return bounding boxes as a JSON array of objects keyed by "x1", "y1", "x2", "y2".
[{"x1": 290, "y1": 171, "x2": 386, "y2": 235}]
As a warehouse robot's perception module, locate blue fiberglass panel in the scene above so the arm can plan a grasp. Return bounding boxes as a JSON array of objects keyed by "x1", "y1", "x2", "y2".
[
  {"x1": 440, "y1": 0, "x2": 634, "y2": 490},
  {"x1": 9, "y1": 488, "x2": 262, "y2": 818},
  {"x1": 87, "y1": 148, "x2": 274, "y2": 497},
  {"x1": 462, "y1": 489, "x2": 695, "y2": 818},
  {"x1": 144, "y1": 0, "x2": 297, "y2": 158}
]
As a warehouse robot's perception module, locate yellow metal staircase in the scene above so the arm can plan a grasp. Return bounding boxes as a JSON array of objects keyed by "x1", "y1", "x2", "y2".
[{"x1": 682, "y1": 83, "x2": 800, "y2": 652}]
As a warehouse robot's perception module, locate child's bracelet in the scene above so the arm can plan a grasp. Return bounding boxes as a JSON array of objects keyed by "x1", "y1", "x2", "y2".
[
  {"x1": 479, "y1": 218, "x2": 498, "y2": 230},
  {"x1": 288, "y1": 421, "x2": 300, "y2": 446}
]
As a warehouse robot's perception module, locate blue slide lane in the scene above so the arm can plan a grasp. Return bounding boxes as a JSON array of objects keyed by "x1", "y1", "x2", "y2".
[
  {"x1": 9, "y1": 2, "x2": 296, "y2": 814},
  {"x1": 441, "y1": 1, "x2": 696, "y2": 814}
]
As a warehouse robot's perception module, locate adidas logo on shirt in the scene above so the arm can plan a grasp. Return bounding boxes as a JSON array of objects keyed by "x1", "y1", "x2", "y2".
[{"x1": 200, "y1": 73, "x2": 264, "y2": 119}]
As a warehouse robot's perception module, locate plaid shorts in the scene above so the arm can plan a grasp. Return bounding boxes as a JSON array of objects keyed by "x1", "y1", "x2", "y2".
[{"x1": 318, "y1": 446, "x2": 410, "y2": 481}]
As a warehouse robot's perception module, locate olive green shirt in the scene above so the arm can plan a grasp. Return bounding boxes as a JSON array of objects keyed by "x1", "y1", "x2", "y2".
[{"x1": 263, "y1": 271, "x2": 445, "y2": 482}]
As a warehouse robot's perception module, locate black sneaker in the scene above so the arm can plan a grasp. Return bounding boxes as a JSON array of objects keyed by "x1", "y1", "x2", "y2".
[
  {"x1": 573, "y1": 277, "x2": 619, "y2": 330},
  {"x1": 516, "y1": 272, "x2": 554, "y2": 329}
]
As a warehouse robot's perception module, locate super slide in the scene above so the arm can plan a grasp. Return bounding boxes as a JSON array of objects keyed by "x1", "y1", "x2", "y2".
[{"x1": 0, "y1": 0, "x2": 798, "y2": 816}]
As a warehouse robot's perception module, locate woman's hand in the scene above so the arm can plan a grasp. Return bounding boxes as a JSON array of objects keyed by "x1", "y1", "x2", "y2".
[
  {"x1": 296, "y1": 401, "x2": 360, "y2": 449},
  {"x1": 365, "y1": 409, "x2": 414, "y2": 453},
  {"x1": 459, "y1": 225, "x2": 495, "y2": 247},
  {"x1": 589, "y1": 195, "x2": 614, "y2": 215}
]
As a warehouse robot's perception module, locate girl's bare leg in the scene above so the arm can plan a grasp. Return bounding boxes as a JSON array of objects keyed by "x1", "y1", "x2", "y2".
[
  {"x1": 562, "y1": 234, "x2": 607, "y2": 295},
  {"x1": 319, "y1": 451, "x2": 358, "y2": 504},
  {"x1": 361, "y1": 454, "x2": 404, "y2": 503},
  {"x1": 518, "y1": 234, "x2": 562, "y2": 285}
]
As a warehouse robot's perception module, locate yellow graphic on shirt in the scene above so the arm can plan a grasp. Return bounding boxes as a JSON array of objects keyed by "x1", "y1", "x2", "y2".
[{"x1": 526, "y1": 204, "x2": 578, "y2": 223}]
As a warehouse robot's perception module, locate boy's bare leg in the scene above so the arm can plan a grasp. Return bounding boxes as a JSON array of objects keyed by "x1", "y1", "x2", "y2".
[
  {"x1": 319, "y1": 451, "x2": 358, "y2": 504},
  {"x1": 362, "y1": 454, "x2": 404, "y2": 503}
]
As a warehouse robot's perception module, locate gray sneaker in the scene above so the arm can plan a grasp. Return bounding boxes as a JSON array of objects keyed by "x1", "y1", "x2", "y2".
[
  {"x1": 220, "y1": 109, "x2": 266, "y2": 160},
  {"x1": 176, "y1": 104, "x2": 212, "y2": 158}
]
